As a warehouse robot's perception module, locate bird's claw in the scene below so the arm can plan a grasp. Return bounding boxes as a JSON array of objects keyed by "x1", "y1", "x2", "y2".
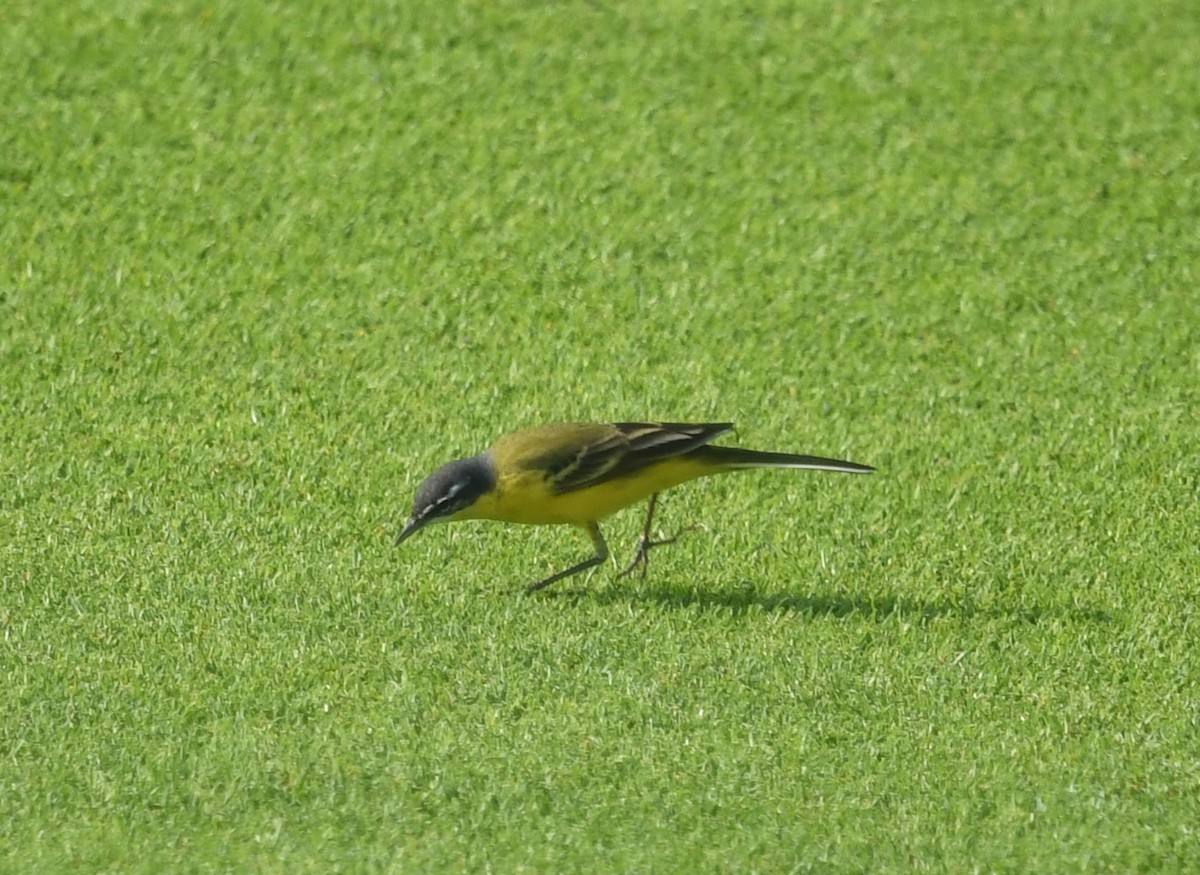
[{"x1": 618, "y1": 526, "x2": 694, "y2": 578}]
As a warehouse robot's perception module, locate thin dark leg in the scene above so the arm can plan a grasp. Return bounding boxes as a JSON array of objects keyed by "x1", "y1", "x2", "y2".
[
  {"x1": 619, "y1": 493, "x2": 685, "y2": 578},
  {"x1": 525, "y1": 523, "x2": 609, "y2": 593}
]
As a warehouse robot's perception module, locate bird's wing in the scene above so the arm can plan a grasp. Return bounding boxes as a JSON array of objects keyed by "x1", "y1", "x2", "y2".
[{"x1": 546, "y1": 422, "x2": 733, "y2": 494}]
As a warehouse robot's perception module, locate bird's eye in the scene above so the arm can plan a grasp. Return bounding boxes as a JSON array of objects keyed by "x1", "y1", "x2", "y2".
[{"x1": 428, "y1": 481, "x2": 467, "y2": 515}]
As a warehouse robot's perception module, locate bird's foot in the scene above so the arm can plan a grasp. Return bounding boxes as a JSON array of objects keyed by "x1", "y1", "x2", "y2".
[{"x1": 617, "y1": 527, "x2": 693, "y2": 579}]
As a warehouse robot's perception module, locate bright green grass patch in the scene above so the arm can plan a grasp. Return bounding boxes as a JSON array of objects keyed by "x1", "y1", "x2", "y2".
[{"x1": 3, "y1": 0, "x2": 1198, "y2": 872}]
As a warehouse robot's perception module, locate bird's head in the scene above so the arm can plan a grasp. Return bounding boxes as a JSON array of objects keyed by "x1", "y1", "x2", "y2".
[{"x1": 394, "y1": 454, "x2": 496, "y2": 545}]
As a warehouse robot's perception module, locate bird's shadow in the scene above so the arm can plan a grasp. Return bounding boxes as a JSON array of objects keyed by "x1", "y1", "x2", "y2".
[{"x1": 548, "y1": 577, "x2": 1115, "y2": 626}]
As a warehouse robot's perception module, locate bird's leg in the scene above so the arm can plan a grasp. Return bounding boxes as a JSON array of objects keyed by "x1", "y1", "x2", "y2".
[
  {"x1": 525, "y1": 523, "x2": 609, "y2": 593},
  {"x1": 619, "y1": 493, "x2": 688, "y2": 578}
]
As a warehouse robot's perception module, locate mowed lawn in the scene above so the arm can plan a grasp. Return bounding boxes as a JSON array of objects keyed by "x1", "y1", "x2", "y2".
[{"x1": 3, "y1": 0, "x2": 1198, "y2": 871}]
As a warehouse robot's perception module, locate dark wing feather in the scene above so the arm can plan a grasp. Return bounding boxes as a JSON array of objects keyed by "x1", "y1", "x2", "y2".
[
  {"x1": 550, "y1": 422, "x2": 733, "y2": 494},
  {"x1": 537, "y1": 429, "x2": 628, "y2": 491}
]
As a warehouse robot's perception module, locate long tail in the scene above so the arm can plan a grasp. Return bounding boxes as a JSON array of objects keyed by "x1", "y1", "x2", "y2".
[{"x1": 692, "y1": 445, "x2": 875, "y2": 474}]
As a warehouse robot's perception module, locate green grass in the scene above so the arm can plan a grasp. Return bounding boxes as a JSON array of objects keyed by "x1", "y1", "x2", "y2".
[{"x1": 3, "y1": 0, "x2": 1199, "y2": 871}]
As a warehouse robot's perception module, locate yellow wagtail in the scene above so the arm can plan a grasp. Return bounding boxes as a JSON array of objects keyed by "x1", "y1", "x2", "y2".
[{"x1": 395, "y1": 421, "x2": 874, "y2": 593}]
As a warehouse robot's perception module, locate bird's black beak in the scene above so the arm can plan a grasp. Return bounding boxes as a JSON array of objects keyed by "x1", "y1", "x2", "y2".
[{"x1": 394, "y1": 515, "x2": 431, "y2": 546}]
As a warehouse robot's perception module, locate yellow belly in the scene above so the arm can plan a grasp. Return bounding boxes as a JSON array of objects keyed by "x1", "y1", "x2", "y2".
[{"x1": 455, "y1": 457, "x2": 714, "y2": 526}]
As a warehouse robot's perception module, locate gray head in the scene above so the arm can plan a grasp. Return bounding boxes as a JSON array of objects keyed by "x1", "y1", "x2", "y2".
[{"x1": 394, "y1": 454, "x2": 496, "y2": 545}]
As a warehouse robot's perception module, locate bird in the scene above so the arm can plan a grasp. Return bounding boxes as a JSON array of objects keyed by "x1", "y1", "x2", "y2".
[{"x1": 394, "y1": 421, "x2": 874, "y2": 593}]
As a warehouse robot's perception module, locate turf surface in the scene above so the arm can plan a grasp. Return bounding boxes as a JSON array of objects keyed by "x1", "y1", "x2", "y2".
[{"x1": 3, "y1": 0, "x2": 1198, "y2": 871}]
